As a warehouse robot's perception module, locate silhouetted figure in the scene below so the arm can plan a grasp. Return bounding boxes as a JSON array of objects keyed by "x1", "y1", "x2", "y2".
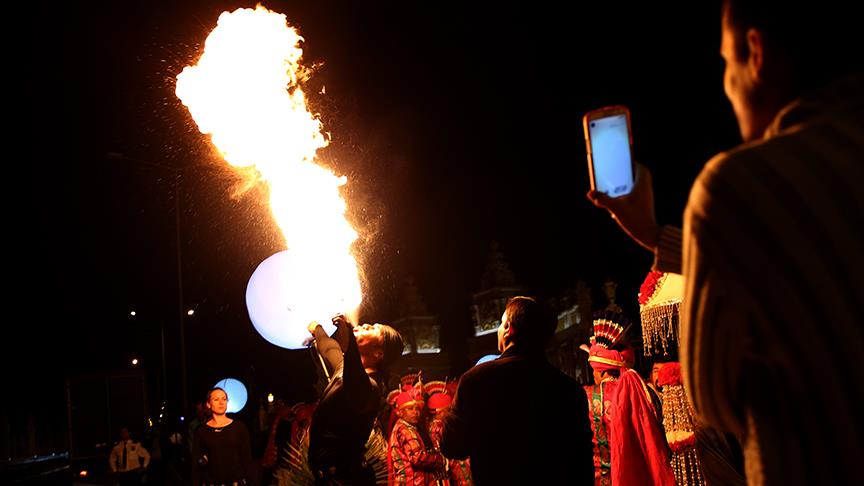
[
  {"x1": 440, "y1": 296, "x2": 594, "y2": 485},
  {"x1": 587, "y1": 2, "x2": 864, "y2": 483}
]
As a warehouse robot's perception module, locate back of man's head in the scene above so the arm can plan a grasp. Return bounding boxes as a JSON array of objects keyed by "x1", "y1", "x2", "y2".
[
  {"x1": 505, "y1": 296, "x2": 556, "y2": 350},
  {"x1": 723, "y1": 0, "x2": 862, "y2": 92},
  {"x1": 377, "y1": 324, "x2": 404, "y2": 376}
]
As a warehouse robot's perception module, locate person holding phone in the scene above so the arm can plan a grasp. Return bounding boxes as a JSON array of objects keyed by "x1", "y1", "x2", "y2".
[{"x1": 586, "y1": 1, "x2": 863, "y2": 485}]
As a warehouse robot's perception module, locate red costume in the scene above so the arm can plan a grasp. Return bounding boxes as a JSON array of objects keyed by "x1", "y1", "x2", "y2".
[
  {"x1": 261, "y1": 400, "x2": 316, "y2": 470},
  {"x1": 426, "y1": 381, "x2": 472, "y2": 486},
  {"x1": 388, "y1": 388, "x2": 444, "y2": 485},
  {"x1": 658, "y1": 363, "x2": 707, "y2": 486},
  {"x1": 584, "y1": 311, "x2": 675, "y2": 486}
]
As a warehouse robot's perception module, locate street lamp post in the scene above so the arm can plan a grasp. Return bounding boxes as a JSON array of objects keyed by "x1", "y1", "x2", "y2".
[
  {"x1": 109, "y1": 152, "x2": 190, "y2": 415},
  {"x1": 174, "y1": 170, "x2": 188, "y2": 414},
  {"x1": 161, "y1": 320, "x2": 167, "y2": 406}
]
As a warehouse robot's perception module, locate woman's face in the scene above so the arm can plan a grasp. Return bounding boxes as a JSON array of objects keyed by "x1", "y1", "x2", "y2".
[{"x1": 207, "y1": 389, "x2": 228, "y2": 415}]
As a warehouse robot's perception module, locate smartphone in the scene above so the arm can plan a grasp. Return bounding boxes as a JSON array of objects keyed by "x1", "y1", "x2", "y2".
[{"x1": 583, "y1": 105, "x2": 635, "y2": 197}]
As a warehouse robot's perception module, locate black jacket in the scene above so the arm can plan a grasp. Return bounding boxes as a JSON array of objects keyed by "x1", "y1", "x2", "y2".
[{"x1": 440, "y1": 345, "x2": 594, "y2": 485}]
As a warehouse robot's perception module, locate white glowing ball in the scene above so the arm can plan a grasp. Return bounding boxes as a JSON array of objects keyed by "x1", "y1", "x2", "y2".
[
  {"x1": 476, "y1": 354, "x2": 499, "y2": 365},
  {"x1": 215, "y1": 378, "x2": 248, "y2": 413},
  {"x1": 246, "y1": 250, "x2": 350, "y2": 349}
]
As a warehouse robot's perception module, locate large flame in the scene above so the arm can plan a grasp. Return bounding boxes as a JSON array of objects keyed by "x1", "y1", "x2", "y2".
[{"x1": 175, "y1": 5, "x2": 362, "y2": 348}]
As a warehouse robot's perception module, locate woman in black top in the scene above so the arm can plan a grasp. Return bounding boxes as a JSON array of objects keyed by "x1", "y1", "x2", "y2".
[{"x1": 192, "y1": 387, "x2": 257, "y2": 486}]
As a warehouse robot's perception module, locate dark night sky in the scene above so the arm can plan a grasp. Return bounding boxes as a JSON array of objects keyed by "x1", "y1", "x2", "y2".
[{"x1": 13, "y1": 0, "x2": 741, "y2": 431}]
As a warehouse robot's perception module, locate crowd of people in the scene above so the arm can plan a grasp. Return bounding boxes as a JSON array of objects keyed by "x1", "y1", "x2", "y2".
[
  {"x1": 118, "y1": 292, "x2": 732, "y2": 486},
  {"x1": 112, "y1": 0, "x2": 863, "y2": 484},
  {"x1": 239, "y1": 295, "x2": 696, "y2": 486}
]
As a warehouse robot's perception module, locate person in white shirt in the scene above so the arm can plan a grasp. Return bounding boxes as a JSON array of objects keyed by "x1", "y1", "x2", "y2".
[{"x1": 109, "y1": 426, "x2": 150, "y2": 485}]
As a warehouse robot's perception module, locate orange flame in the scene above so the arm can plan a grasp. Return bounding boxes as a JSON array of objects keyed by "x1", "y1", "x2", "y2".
[{"x1": 176, "y1": 5, "x2": 361, "y2": 331}]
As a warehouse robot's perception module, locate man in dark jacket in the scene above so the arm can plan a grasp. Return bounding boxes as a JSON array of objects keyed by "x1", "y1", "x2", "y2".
[{"x1": 440, "y1": 296, "x2": 594, "y2": 485}]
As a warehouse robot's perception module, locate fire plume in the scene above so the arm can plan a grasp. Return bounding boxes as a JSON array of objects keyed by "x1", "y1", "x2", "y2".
[{"x1": 176, "y1": 5, "x2": 361, "y2": 348}]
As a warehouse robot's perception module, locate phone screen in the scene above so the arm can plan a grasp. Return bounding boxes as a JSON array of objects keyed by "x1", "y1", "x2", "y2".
[{"x1": 588, "y1": 113, "x2": 634, "y2": 197}]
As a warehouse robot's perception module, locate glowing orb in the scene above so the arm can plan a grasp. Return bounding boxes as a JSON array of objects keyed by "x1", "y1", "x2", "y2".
[
  {"x1": 476, "y1": 354, "x2": 499, "y2": 365},
  {"x1": 214, "y1": 378, "x2": 247, "y2": 413},
  {"x1": 247, "y1": 250, "x2": 362, "y2": 349}
]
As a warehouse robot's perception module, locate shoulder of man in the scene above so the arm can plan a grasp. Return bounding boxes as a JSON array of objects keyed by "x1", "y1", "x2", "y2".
[
  {"x1": 551, "y1": 367, "x2": 587, "y2": 398},
  {"x1": 697, "y1": 129, "x2": 810, "y2": 192},
  {"x1": 458, "y1": 363, "x2": 483, "y2": 382},
  {"x1": 700, "y1": 142, "x2": 760, "y2": 184},
  {"x1": 456, "y1": 358, "x2": 504, "y2": 388},
  {"x1": 687, "y1": 138, "x2": 781, "y2": 220}
]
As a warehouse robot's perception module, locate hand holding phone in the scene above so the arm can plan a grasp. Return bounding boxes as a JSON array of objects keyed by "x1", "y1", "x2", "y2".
[{"x1": 583, "y1": 105, "x2": 635, "y2": 198}]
